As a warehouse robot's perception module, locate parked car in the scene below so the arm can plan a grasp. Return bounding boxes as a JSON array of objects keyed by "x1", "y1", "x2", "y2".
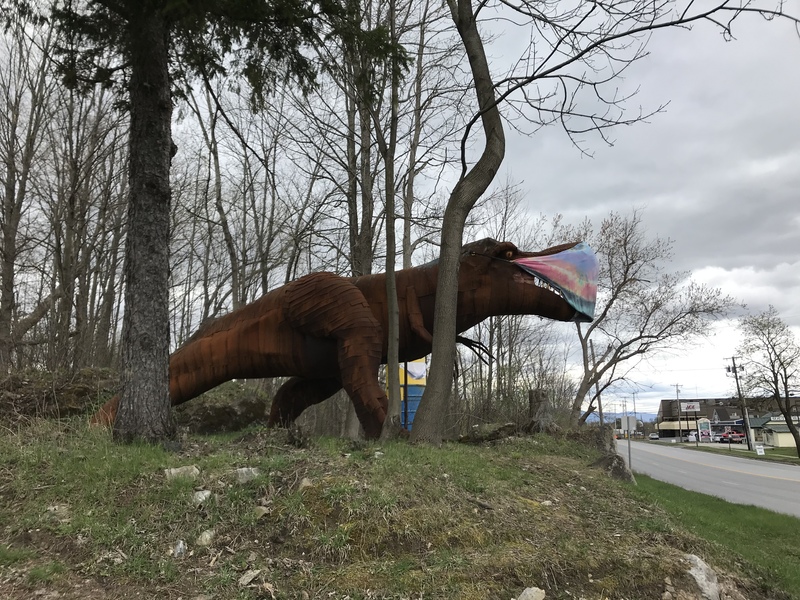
[
  {"x1": 718, "y1": 432, "x2": 745, "y2": 443},
  {"x1": 648, "y1": 433, "x2": 659, "y2": 440},
  {"x1": 712, "y1": 433, "x2": 723, "y2": 443}
]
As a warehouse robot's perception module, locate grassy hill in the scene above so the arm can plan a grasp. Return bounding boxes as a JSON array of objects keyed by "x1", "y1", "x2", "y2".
[{"x1": 1, "y1": 416, "x2": 797, "y2": 600}]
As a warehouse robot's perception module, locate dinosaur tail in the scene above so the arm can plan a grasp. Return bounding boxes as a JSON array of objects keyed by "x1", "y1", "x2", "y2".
[{"x1": 89, "y1": 395, "x2": 120, "y2": 427}]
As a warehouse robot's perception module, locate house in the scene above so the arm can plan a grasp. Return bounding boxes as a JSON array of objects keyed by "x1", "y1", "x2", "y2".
[
  {"x1": 761, "y1": 413, "x2": 800, "y2": 448},
  {"x1": 746, "y1": 415, "x2": 773, "y2": 443}
]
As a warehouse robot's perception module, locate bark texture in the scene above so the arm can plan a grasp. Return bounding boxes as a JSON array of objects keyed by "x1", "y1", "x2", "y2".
[{"x1": 114, "y1": 5, "x2": 176, "y2": 442}]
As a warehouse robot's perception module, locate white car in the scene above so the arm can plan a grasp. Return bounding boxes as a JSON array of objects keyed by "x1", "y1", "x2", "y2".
[{"x1": 648, "y1": 433, "x2": 659, "y2": 440}]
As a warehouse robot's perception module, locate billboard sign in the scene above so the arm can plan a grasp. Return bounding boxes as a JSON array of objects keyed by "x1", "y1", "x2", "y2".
[{"x1": 681, "y1": 401, "x2": 701, "y2": 412}]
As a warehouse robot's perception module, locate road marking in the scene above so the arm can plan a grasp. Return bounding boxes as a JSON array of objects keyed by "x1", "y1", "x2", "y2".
[{"x1": 627, "y1": 444, "x2": 800, "y2": 483}]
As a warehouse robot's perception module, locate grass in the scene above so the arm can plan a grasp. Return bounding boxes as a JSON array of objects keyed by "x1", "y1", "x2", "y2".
[
  {"x1": 0, "y1": 545, "x2": 34, "y2": 566},
  {"x1": 0, "y1": 419, "x2": 796, "y2": 599},
  {"x1": 27, "y1": 561, "x2": 66, "y2": 585},
  {"x1": 634, "y1": 475, "x2": 800, "y2": 598},
  {"x1": 677, "y1": 441, "x2": 800, "y2": 465}
]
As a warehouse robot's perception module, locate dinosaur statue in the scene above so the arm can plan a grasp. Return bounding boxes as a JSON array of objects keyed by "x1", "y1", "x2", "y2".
[{"x1": 91, "y1": 238, "x2": 598, "y2": 438}]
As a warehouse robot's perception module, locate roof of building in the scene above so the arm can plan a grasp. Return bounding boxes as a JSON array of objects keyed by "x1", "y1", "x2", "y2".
[
  {"x1": 748, "y1": 415, "x2": 773, "y2": 428},
  {"x1": 764, "y1": 424, "x2": 798, "y2": 434}
]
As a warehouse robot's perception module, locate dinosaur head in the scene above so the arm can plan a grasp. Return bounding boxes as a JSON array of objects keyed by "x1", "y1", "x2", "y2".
[{"x1": 460, "y1": 238, "x2": 598, "y2": 322}]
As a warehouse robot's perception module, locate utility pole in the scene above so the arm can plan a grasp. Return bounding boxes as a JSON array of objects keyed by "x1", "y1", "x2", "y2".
[
  {"x1": 590, "y1": 340, "x2": 604, "y2": 426},
  {"x1": 674, "y1": 384, "x2": 682, "y2": 442},
  {"x1": 727, "y1": 357, "x2": 753, "y2": 451},
  {"x1": 623, "y1": 397, "x2": 632, "y2": 469}
]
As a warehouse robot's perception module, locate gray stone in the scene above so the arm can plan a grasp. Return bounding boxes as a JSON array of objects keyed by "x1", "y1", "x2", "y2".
[
  {"x1": 192, "y1": 490, "x2": 212, "y2": 505},
  {"x1": 590, "y1": 451, "x2": 636, "y2": 483},
  {"x1": 517, "y1": 587, "x2": 546, "y2": 600},
  {"x1": 165, "y1": 465, "x2": 200, "y2": 480},
  {"x1": 196, "y1": 529, "x2": 215, "y2": 547},
  {"x1": 685, "y1": 554, "x2": 720, "y2": 600},
  {"x1": 236, "y1": 467, "x2": 260, "y2": 483},
  {"x1": 45, "y1": 504, "x2": 71, "y2": 523},
  {"x1": 238, "y1": 569, "x2": 262, "y2": 587}
]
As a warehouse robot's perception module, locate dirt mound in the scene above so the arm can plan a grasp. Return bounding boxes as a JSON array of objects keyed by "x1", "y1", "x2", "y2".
[{"x1": 0, "y1": 369, "x2": 117, "y2": 423}]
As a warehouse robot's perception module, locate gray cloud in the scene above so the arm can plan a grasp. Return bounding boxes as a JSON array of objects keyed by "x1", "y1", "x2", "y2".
[
  {"x1": 499, "y1": 17, "x2": 800, "y2": 329},
  {"x1": 490, "y1": 15, "x2": 800, "y2": 412}
]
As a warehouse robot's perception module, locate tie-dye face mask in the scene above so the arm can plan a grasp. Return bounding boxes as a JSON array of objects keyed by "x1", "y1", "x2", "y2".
[{"x1": 513, "y1": 241, "x2": 598, "y2": 322}]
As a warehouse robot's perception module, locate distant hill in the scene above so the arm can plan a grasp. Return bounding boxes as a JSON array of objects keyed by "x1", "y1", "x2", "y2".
[{"x1": 585, "y1": 411, "x2": 658, "y2": 424}]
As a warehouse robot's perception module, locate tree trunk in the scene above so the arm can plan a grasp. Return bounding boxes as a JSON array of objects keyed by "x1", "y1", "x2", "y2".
[
  {"x1": 779, "y1": 390, "x2": 800, "y2": 460},
  {"x1": 114, "y1": 6, "x2": 176, "y2": 443},
  {"x1": 380, "y1": 0, "x2": 402, "y2": 440},
  {"x1": 411, "y1": 0, "x2": 505, "y2": 444}
]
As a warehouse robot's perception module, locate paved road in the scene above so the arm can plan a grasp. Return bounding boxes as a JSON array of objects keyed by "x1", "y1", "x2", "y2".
[{"x1": 618, "y1": 440, "x2": 800, "y2": 518}]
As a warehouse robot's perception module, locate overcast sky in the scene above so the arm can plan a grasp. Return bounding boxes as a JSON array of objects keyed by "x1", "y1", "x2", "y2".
[{"x1": 494, "y1": 12, "x2": 800, "y2": 415}]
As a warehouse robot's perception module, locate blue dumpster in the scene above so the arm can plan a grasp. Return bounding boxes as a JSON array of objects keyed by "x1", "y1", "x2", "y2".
[{"x1": 402, "y1": 384, "x2": 424, "y2": 430}]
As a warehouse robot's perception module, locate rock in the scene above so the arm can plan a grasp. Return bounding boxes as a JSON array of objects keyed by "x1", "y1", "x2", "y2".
[
  {"x1": 254, "y1": 506, "x2": 270, "y2": 519},
  {"x1": 165, "y1": 465, "x2": 200, "y2": 480},
  {"x1": 45, "y1": 504, "x2": 71, "y2": 523},
  {"x1": 238, "y1": 569, "x2": 262, "y2": 587},
  {"x1": 236, "y1": 467, "x2": 261, "y2": 483},
  {"x1": 196, "y1": 529, "x2": 215, "y2": 547},
  {"x1": 298, "y1": 477, "x2": 313, "y2": 490},
  {"x1": 684, "y1": 554, "x2": 720, "y2": 600},
  {"x1": 192, "y1": 490, "x2": 212, "y2": 505},
  {"x1": 540, "y1": 500, "x2": 553, "y2": 507},
  {"x1": 718, "y1": 581, "x2": 748, "y2": 600},
  {"x1": 590, "y1": 451, "x2": 635, "y2": 483},
  {"x1": 517, "y1": 587, "x2": 546, "y2": 600},
  {"x1": 96, "y1": 549, "x2": 128, "y2": 565}
]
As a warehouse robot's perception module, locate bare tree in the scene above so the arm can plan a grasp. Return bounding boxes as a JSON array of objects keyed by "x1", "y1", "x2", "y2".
[
  {"x1": 571, "y1": 210, "x2": 735, "y2": 425},
  {"x1": 408, "y1": 0, "x2": 798, "y2": 443},
  {"x1": 42, "y1": 84, "x2": 127, "y2": 369},
  {"x1": 411, "y1": 0, "x2": 506, "y2": 444},
  {"x1": 451, "y1": 186, "x2": 577, "y2": 430},
  {"x1": 0, "y1": 19, "x2": 58, "y2": 369},
  {"x1": 184, "y1": 84, "x2": 245, "y2": 311},
  {"x1": 738, "y1": 307, "x2": 800, "y2": 458}
]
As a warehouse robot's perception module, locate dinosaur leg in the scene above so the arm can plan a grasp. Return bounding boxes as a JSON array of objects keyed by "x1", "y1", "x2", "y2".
[
  {"x1": 337, "y1": 351, "x2": 388, "y2": 439},
  {"x1": 267, "y1": 377, "x2": 342, "y2": 427},
  {"x1": 286, "y1": 272, "x2": 389, "y2": 439}
]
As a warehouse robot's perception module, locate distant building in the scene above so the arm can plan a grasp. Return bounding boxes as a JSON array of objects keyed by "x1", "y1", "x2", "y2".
[
  {"x1": 760, "y1": 413, "x2": 800, "y2": 448},
  {"x1": 654, "y1": 397, "x2": 782, "y2": 440}
]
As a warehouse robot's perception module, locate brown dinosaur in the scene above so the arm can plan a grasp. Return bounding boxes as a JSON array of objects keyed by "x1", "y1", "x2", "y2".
[{"x1": 91, "y1": 238, "x2": 598, "y2": 438}]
